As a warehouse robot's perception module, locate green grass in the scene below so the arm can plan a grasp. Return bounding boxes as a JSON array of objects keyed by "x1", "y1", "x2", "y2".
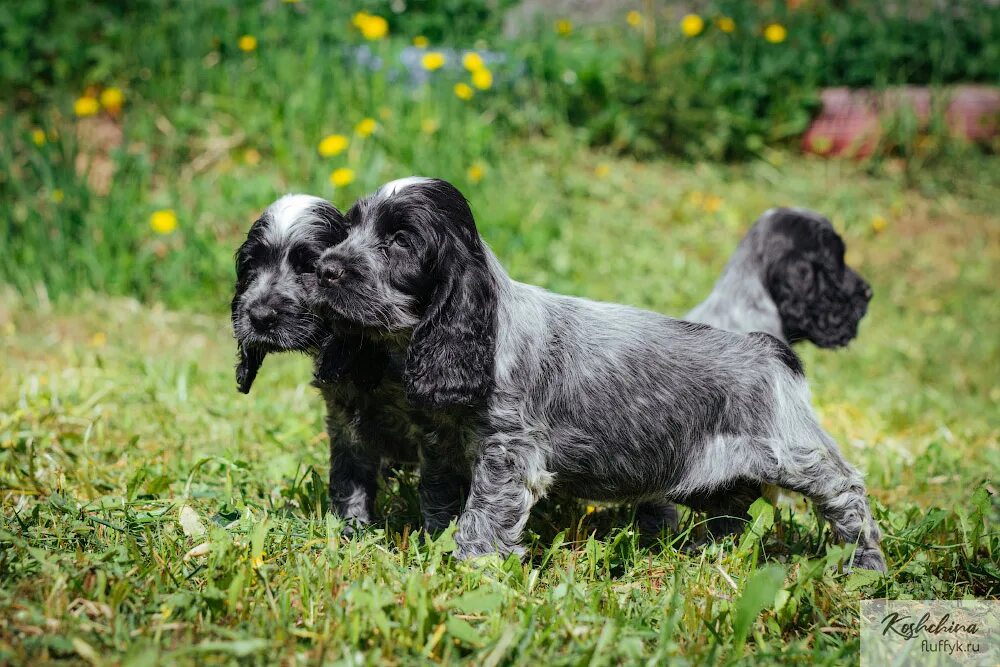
[
  {"x1": 2, "y1": 2, "x2": 999, "y2": 663},
  {"x1": 2, "y1": 150, "x2": 998, "y2": 663}
]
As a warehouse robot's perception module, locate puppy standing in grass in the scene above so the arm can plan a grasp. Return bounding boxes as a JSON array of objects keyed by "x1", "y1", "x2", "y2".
[
  {"x1": 230, "y1": 195, "x2": 435, "y2": 529},
  {"x1": 638, "y1": 207, "x2": 875, "y2": 538},
  {"x1": 311, "y1": 177, "x2": 887, "y2": 570}
]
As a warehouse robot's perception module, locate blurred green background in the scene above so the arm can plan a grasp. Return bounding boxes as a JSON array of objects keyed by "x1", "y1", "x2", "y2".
[
  {"x1": 1, "y1": 1, "x2": 998, "y2": 664},
  {"x1": 2, "y1": 0, "x2": 997, "y2": 307}
]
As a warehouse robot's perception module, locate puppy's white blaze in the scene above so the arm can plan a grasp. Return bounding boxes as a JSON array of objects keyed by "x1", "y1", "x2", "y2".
[
  {"x1": 266, "y1": 193, "x2": 326, "y2": 243},
  {"x1": 378, "y1": 176, "x2": 431, "y2": 198}
]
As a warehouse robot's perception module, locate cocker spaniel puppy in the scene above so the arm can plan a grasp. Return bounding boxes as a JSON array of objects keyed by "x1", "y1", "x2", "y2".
[
  {"x1": 638, "y1": 208, "x2": 875, "y2": 538},
  {"x1": 231, "y1": 194, "x2": 433, "y2": 529},
  {"x1": 687, "y1": 207, "x2": 872, "y2": 347},
  {"x1": 310, "y1": 177, "x2": 887, "y2": 571}
]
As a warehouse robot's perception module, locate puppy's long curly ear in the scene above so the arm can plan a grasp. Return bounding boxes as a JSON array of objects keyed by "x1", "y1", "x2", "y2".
[
  {"x1": 236, "y1": 344, "x2": 266, "y2": 394},
  {"x1": 766, "y1": 216, "x2": 864, "y2": 348},
  {"x1": 404, "y1": 252, "x2": 497, "y2": 407}
]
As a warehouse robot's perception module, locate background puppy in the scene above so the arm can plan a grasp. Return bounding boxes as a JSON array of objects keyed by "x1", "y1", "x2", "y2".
[
  {"x1": 688, "y1": 207, "x2": 872, "y2": 347},
  {"x1": 231, "y1": 194, "x2": 429, "y2": 529},
  {"x1": 639, "y1": 208, "x2": 875, "y2": 539},
  {"x1": 312, "y1": 177, "x2": 887, "y2": 571}
]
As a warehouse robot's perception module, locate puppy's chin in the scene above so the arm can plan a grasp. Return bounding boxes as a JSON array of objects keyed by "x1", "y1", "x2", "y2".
[
  {"x1": 312, "y1": 286, "x2": 413, "y2": 337},
  {"x1": 235, "y1": 321, "x2": 319, "y2": 354}
]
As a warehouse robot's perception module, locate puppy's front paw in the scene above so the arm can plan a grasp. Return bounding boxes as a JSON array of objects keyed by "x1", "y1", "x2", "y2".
[
  {"x1": 849, "y1": 546, "x2": 887, "y2": 573},
  {"x1": 454, "y1": 542, "x2": 525, "y2": 562},
  {"x1": 332, "y1": 514, "x2": 371, "y2": 539}
]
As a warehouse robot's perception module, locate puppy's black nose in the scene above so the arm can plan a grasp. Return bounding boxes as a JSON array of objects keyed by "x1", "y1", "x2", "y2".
[
  {"x1": 249, "y1": 304, "x2": 278, "y2": 331},
  {"x1": 317, "y1": 260, "x2": 345, "y2": 288}
]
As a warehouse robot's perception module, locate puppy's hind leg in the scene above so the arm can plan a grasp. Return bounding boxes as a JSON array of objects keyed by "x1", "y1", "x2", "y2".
[
  {"x1": 765, "y1": 427, "x2": 886, "y2": 572},
  {"x1": 635, "y1": 500, "x2": 678, "y2": 546},
  {"x1": 701, "y1": 481, "x2": 762, "y2": 540}
]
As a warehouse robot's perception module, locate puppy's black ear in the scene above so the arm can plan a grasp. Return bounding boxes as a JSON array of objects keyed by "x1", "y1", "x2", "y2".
[
  {"x1": 404, "y1": 252, "x2": 497, "y2": 407},
  {"x1": 766, "y1": 253, "x2": 818, "y2": 344},
  {"x1": 766, "y1": 220, "x2": 867, "y2": 348},
  {"x1": 236, "y1": 344, "x2": 266, "y2": 394}
]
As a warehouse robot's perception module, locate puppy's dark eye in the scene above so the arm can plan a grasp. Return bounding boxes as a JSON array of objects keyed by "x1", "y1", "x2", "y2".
[
  {"x1": 391, "y1": 233, "x2": 410, "y2": 249},
  {"x1": 289, "y1": 247, "x2": 318, "y2": 274}
]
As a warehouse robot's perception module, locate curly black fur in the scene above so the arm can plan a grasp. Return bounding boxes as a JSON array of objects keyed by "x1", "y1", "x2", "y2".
[{"x1": 763, "y1": 211, "x2": 871, "y2": 348}]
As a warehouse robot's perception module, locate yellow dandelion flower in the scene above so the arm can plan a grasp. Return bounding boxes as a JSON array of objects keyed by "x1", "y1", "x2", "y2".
[
  {"x1": 555, "y1": 19, "x2": 573, "y2": 36},
  {"x1": 717, "y1": 16, "x2": 736, "y2": 33},
  {"x1": 462, "y1": 52, "x2": 484, "y2": 72},
  {"x1": 318, "y1": 134, "x2": 349, "y2": 157},
  {"x1": 330, "y1": 168, "x2": 354, "y2": 187},
  {"x1": 413, "y1": 35, "x2": 429, "y2": 49},
  {"x1": 421, "y1": 52, "x2": 446, "y2": 71},
  {"x1": 251, "y1": 554, "x2": 265, "y2": 569},
  {"x1": 871, "y1": 215, "x2": 888, "y2": 233},
  {"x1": 586, "y1": 505, "x2": 596, "y2": 514},
  {"x1": 351, "y1": 12, "x2": 369, "y2": 28},
  {"x1": 238, "y1": 35, "x2": 257, "y2": 52},
  {"x1": 74, "y1": 96, "x2": 99, "y2": 117},
  {"x1": 354, "y1": 118, "x2": 377, "y2": 137},
  {"x1": 150, "y1": 209, "x2": 178, "y2": 235},
  {"x1": 680, "y1": 14, "x2": 704, "y2": 37},
  {"x1": 594, "y1": 164, "x2": 610, "y2": 178},
  {"x1": 454, "y1": 82, "x2": 474, "y2": 101},
  {"x1": 467, "y1": 163, "x2": 485, "y2": 183},
  {"x1": 100, "y1": 87, "x2": 124, "y2": 113},
  {"x1": 90, "y1": 332, "x2": 107, "y2": 348},
  {"x1": 52, "y1": 189, "x2": 65, "y2": 203},
  {"x1": 763, "y1": 23, "x2": 787, "y2": 43},
  {"x1": 31, "y1": 129, "x2": 46, "y2": 146},
  {"x1": 471, "y1": 68, "x2": 493, "y2": 90},
  {"x1": 358, "y1": 14, "x2": 388, "y2": 40},
  {"x1": 626, "y1": 11, "x2": 642, "y2": 28},
  {"x1": 421, "y1": 118, "x2": 440, "y2": 135},
  {"x1": 702, "y1": 195, "x2": 723, "y2": 213},
  {"x1": 243, "y1": 148, "x2": 261, "y2": 165}
]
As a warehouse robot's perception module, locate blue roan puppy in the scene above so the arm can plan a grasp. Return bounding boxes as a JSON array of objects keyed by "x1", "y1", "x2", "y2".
[
  {"x1": 230, "y1": 194, "x2": 441, "y2": 531},
  {"x1": 309, "y1": 177, "x2": 886, "y2": 571},
  {"x1": 637, "y1": 207, "x2": 874, "y2": 538}
]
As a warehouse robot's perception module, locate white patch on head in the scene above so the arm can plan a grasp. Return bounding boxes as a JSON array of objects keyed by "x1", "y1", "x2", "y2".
[
  {"x1": 265, "y1": 193, "x2": 327, "y2": 244},
  {"x1": 377, "y1": 177, "x2": 431, "y2": 198}
]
